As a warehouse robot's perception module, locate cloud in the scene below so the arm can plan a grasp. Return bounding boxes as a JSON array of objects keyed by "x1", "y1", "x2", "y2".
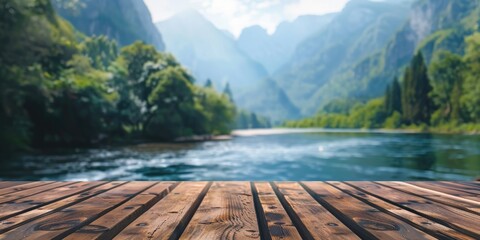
[
  {"x1": 284, "y1": 0, "x2": 350, "y2": 19},
  {"x1": 144, "y1": 0, "x2": 350, "y2": 37}
]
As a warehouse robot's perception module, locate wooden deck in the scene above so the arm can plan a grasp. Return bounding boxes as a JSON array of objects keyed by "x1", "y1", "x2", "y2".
[{"x1": 0, "y1": 181, "x2": 479, "y2": 239}]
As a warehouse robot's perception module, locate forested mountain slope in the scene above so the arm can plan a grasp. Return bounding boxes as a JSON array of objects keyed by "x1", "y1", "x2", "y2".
[
  {"x1": 53, "y1": 0, "x2": 165, "y2": 50},
  {"x1": 288, "y1": 0, "x2": 479, "y2": 116},
  {"x1": 273, "y1": 0, "x2": 410, "y2": 115}
]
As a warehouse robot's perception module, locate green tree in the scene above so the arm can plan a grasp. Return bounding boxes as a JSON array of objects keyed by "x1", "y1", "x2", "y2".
[
  {"x1": 385, "y1": 77, "x2": 402, "y2": 116},
  {"x1": 204, "y1": 79, "x2": 213, "y2": 88},
  {"x1": 429, "y1": 51, "x2": 465, "y2": 123},
  {"x1": 222, "y1": 82, "x2": 234, "y2": 103},
  {"x1": 80, "y1": 35, "x2": 118, "y2": 70},
  {"x1": 462, "y1": 32, "x2": 480, "y2": 122},
  {"x1": 401, "y1": 52, "x2": 434, "y2": 125},
  {"x1": 145, "y1": 66, "x2": 202, "y2": 140}
]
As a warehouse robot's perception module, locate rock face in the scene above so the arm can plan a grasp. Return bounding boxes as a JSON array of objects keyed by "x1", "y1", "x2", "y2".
[
  {"x1": 273, "y1": 0, "x2": 409, "y2": 115},
  {"x1": 237, "y1": 14, "x2": 335, "y2": 74},
  {"x1": 54, "y1": 0, "x2": 165, "y2": 50}
]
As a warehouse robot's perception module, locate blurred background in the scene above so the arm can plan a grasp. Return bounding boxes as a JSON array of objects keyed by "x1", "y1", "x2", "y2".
[{"x1": 0, "y1": 0, "x2": 479, "y2": 181}]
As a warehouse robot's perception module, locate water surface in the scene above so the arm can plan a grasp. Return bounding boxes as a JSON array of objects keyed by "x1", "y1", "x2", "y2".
[{"x1": 1, "y1": 129, "x2": 479, "y2": 181}]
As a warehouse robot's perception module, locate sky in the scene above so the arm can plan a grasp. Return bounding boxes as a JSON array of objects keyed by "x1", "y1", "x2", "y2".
[{"x1": 144, "y1": 0, "x2": 350, "y2": 37}]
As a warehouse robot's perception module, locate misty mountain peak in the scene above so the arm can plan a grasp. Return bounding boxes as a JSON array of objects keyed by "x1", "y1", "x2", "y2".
[{"x1": 239, "y1": 25, "x2": 268, "y2": 39}]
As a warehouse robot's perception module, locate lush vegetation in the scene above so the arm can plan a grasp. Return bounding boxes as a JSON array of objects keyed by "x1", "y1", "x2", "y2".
[
  {"x1": 0, "y1": 0, "x2": 236, "y2": 153},
  {"x1": 285, "y1": 33, "x2": 480, "y2": 133}
]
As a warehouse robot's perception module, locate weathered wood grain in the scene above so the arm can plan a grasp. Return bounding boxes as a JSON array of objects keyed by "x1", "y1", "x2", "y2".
[
  {"x1": 408, "y1": 182, "x2": 480, "y2": 202},
  {"x1": 0, "y1": 182, "x2": 30, "y2": 190},
  {"x1": 349, "y1": 181, "x2": 480, "y2": 238},
  {"x1": 0, "y1": 182, "x2": 74, "y2": 204},
  {"x1": 273, "y1": 182, "x2": 359, "y2": 240},
  {"x1": 0, "y1": 182, "x2": 53, "y2": 196},
  {"x1": 302, "y1": 182, "x2": 434, "y2": 239},
  {"x1": 436, "y1": 182, "x2": 480, "y2": 196},
  {"x1": 115, "y1": 182, "x2": 209, "y2": 240},
  {"x1": 383, "y1": 182, "x2": 480, "y2": 213},
  {"x1": 65, "y1": 182, "x2": 176, "y2": 240},
  {"x1": 0, "y1": 181, "x2": 477, "y2": 240},
  {"x1": 180, "y1": 182, "x2": 260, "y2": 240},
  {"x1": 0, "y1": 182, "x2": 124, "y2": 234},
  {"x1": 329, "y1": 181, "x2": 475, "y2": 240},
  {"x1": 0, "y1": 182, "x2": 105, "y2": 220},
  {"x1": 0, "y1": 182, "x2": 155, "y2": 240},
  {"x1": 253, "y1": 182, "x2": 302, "y2": 240}
]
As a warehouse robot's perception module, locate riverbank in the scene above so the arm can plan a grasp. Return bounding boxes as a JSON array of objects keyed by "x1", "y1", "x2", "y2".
[{"x1": 233, "y1": 126, "x2": 480, "y2": 137}]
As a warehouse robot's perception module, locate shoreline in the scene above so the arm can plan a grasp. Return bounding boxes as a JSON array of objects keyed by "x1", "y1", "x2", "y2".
[{"x1": 232, "y1": 127, "x2": 480, "y2": 137}]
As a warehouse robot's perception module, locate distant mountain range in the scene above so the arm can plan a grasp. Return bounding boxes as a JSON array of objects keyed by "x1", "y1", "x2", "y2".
[
  {"x1": 53, "y1": 0, "x2": 165, "y2": 50},
  {"x1": 237, "y1": 14, "x2": 336, "y2": 74},
  {"x1": 274, "y1": 0, "x2": 411, "y2": 115},
  {"x1": 54, "y1": 0, "x2": 479, "y2": 121},
  {"x1": 156, "y1": 10, "x2": 300, "y2": 121},
  {"x1": 156, "y1": 10, "x2": 268, "y2": 92}
]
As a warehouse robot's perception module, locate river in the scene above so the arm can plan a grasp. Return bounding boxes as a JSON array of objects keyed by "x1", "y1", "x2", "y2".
[{"x1": 1, "y1": 129, "x2": 479, "y2": 181}]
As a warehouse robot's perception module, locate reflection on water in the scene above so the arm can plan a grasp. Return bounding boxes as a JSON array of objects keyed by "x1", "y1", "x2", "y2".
[{"x1": 1, "y1": 130, "x2": 479, "y2": 181}]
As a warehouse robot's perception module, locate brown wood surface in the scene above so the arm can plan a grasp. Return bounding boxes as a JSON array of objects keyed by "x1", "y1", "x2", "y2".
[
  {"x1": 0, "y1": 182, "x2": 124, "y2": 234},
  {"x1": 273, "y1": 182, "x2": 359, "y2": 239},
  {"x1": 0, "y1": 182, "x2": 30, "y2": 190},
  {"x1": 302, "y1": 181, "x2": 433, "y2": 239},
  {"x1": 66, "y1": 182, "x2": 176, "y2": 240},
  {"x1": 0, "y1": 182, "x2": 155, "y2": 240},
  {"x1": 0, "y1": 181, "x2": 477, "y2": 240},
  {"x1": 0, "y1": 182, "x2": 53, "y2": 196},
  {"x1": 384, "y1": 182, "x2": 480, "y2": 213},
  {"x1": 253, "y1": 182, "x2": 302, "y2": 240},
  {"x1": 408, "y1": 182, "x2": 480, "y2": 203},
  {"x1": 329, "y1": 181, "x2": 475, "y2": 240},
  {"x1": 180, "y1": 182, "x2": 260, "y2": 240},
  {"x1": 115, "y1": 182, "x2": 209, "y2": 240},
  {"x1": 348, "y1": 181, "x2": 480, "y2": 239}
]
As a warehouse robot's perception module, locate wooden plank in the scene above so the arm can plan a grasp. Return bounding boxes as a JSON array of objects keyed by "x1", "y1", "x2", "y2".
[
  {"x1": 408, "y1": 182, "x2": 480, "y2": 202},
  {"x1": 180, "y1": 182, "x2": 260, "y2": 240},
  {"x1": 436, "y1": 182, "x2": 480, "y2": 195},
  {"x1": 0, "y1": 182, "x2": 124, "y2": 234},
  {"x1": 0, "y1": 182, "x2": 74, "y2": 204},
  {"x1": 0, "y1": 182, "x2": 30, "y2": 190},
  {"x1": 302, "y1": 182, "x2": 434, "y2": 240},
  {"x1": 348, "y1": 181, "x2": 480, "y2": 238},
  {"x1": 64, "y1": 182, "x2": 176, "y2": 240},
  {"x1": 383, "y1": 182, "x2": 480, "y2": 213},
  {"x1": 0, "y1": 182, "x2": 53, "y2": 196},
  {"x1": 0, "y1": 182, "x2": 106, "y2": 220},
  {"x1": 273, "y1": 182, "x2": 359, "y2": 240},
  {"x1": 114, "y1": 182, "x2": 209, "y2": 240},
  {"x1": 253, "y1": 182, "x2": 302, "y2": 240},
  {"x1": 329, "y1": 181, "x2": 475, "y2": 240},
  {"x1": 0, "y1": 181, "x2": 155, "y2": 240}
]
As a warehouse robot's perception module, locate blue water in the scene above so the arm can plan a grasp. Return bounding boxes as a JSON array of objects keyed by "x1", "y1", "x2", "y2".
[{"x1": 1, "y1": 130, "x2": 479, "y2": 181}]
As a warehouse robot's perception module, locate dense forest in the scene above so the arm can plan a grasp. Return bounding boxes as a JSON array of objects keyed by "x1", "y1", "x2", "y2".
[
  {"x1": 0, "y1": 0, "x2": 241, "y2": 153},
  {"x1": 285, "y1": 33, "x2": 480, "y2": 133}
]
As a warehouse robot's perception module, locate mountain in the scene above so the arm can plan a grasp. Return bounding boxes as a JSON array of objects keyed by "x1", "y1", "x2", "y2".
[
  {"x1": 156, "y1": 10, "x2": 299, "y2": 121},
  {"x1": 53, "y1": 0, "x2": 165, "y2": 50},
  {"x1": 237, "y1": 79, "x2": 301, "y2": 122},
  {"x1": 237, "y1": 14, "x2": 336, "y2": 74},
  {"x1": 156, "y1": 10, "x2": 268, "y2": 91},
  {"x1": 273, "y1": 0, "x2": 410, "y2": 115},
  {"x1": 311, "y1": 0, "x2": 480, "y2": 116}
]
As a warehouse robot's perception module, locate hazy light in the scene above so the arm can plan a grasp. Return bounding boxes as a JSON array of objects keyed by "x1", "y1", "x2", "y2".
[{"x1": 144, "y1": 0, "x2": 350, "y2": 37}]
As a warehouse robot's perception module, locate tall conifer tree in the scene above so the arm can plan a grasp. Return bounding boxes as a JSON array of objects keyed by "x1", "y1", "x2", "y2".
[{"x1": 402, "y1": 52, "x2": 433, "y2": 124}]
